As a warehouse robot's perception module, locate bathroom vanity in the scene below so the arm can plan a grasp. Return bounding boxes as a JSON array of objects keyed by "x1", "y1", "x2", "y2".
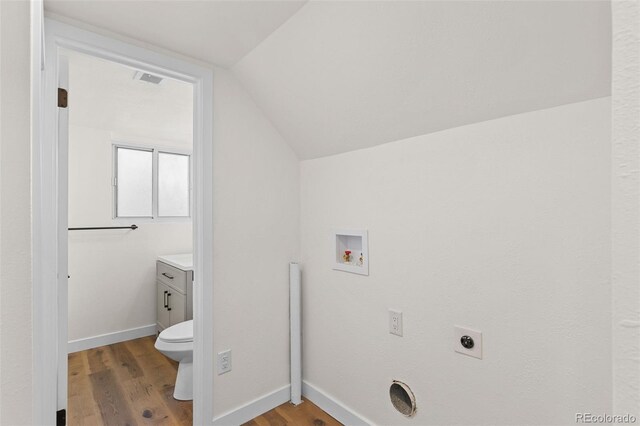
[{"x1": 156, "y1": 254, "x2": 193, "y2": 333}]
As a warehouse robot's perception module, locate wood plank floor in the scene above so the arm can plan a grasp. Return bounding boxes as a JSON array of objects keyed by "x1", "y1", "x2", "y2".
[
  {"x1": 68, "y1": 335, "x2": 193, "y2": 425},
  {"x1": 242, "y1": 399, "x2": 342, "y2": 426},
  {"x1": 69, "y1": 336, "x2": 341, "y2": 426}
]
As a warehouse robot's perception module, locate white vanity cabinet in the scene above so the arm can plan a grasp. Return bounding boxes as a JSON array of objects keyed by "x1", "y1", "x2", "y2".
[{"x1": 156, "y1": 255, "x2": 193, "y2": 333}]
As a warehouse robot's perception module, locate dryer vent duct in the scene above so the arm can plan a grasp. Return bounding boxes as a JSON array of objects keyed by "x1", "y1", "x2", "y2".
[{"x1": 390, "y1": 380, "x2": 417, "y2": 417}]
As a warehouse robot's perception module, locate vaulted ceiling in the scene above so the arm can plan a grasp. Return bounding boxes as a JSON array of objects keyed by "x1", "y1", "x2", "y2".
[
  {"x1": 45, "y1": 1, "x2": 612, "y2": 160},
  {"x1": 234, "y1": 1, "x2": 611, "y2": 159},
  {"x1": 45, "y1": 0, "x2": 307, "y2": 67}
]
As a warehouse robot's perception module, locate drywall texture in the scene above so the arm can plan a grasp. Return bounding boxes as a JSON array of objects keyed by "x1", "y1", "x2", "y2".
[
  {"x1": 300, "y1": 98, "x2": 612, "y2": 425},
  {"x1": 67, "y1": 49, "x2": 194, "y2": 143},
  {"x1": 612, "y1": 2, "x2": 640, "y2": 417},
  {"x1": 0, "y1": 1, "x2": 33, "y2": 424},
  {"x1": 211, "y1": 68, "x2": 300, "y2": 418},
  {"x1": 235, "y1": 1, "x2": 611, "y2": 159},
  {"x1": 37, "y1": 13, "x2": 301, "y2": 419},
  {"x1": 67, "y1": 52, "x2": 193, "y2": 342},
  {"x1": 68, "y1": 126, "x2": 192, "y2": 341},
  {"x1": 45, "y1": 0, "x2": 306, "y2": 67}
]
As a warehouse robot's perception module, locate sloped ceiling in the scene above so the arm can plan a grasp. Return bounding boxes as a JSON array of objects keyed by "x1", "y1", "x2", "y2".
[
  {"x1": 234, "y1": 1, "x2": 612, "y2": 159},
  {"x1": 47, "y1": 0, "x2": 612, "y2": 160},
  {"x1": 45, "y1": 0, "x2": 307, "y2": 67}
]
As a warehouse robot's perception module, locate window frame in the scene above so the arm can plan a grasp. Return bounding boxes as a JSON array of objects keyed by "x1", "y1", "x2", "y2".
[{"x1": 113, "y1": 142, "x2": 192, "y2": 221}]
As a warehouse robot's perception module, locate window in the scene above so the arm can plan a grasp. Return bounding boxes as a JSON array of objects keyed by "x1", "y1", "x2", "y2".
[
  {"x1": 114, "y1": 145, "x2": 191, "y2": 219},
  {"x1": 158, "y1": 152, "x2": 190, "y2": 217},
  {"x1": 116, "y1": 147, "x2": 153, "y2": 217}
]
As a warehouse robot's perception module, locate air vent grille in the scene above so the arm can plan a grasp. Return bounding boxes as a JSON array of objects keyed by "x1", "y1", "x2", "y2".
[{"x1": 133, "y1": 71, "x2": 163, "y2": 84}]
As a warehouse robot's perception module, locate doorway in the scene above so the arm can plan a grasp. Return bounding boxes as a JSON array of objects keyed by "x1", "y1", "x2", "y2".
[
  {"x1": 33, "y1": 19, "x2": 214, "y2": 425},
  {"x1": 64, "y1": 49, "x2": 194, "y2": 423}
]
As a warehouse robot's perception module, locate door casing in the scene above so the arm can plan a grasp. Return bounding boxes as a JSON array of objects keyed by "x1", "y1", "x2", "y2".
[{"x1": 32, "y1": 17, "x2": 214, "y2": 425}]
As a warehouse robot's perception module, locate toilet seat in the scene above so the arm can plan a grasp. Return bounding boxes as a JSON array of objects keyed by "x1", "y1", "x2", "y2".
[
  {"x1": 154, "y1": 322, "x2": 194, "y2": 400},
  {"x1": 159, "y1": 320, "x2": 193, "y2": 343}
]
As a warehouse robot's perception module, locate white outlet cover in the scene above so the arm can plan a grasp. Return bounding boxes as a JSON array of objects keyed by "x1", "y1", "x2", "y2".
[
  {"x1": 217, "y1": 349, "x2": 232, "y2": 375},
  {"x1": 454, "y1": 326, "x2": 482, "y2": 359},
  {"x1": 389, "y1": 309, "x2": 403, "y2": 337}
]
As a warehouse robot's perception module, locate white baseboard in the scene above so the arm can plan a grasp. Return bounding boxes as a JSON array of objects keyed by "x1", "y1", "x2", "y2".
[
  {"x1": 67, "y1": 324, "x2": 157, "y2": 353},
  {"x1": 303, "y1": 381, "x2": 373, "y2": 426},
  {"x1": 209, "y1": 381, "x2": 373, "y2": 426},
  {"x1": 212, "y1": 385, "x2": 291, "y2": 426}
]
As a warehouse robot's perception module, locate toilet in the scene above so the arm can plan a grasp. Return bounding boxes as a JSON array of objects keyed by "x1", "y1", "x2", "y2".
[{"x1": 154, "y1": 320, "x2": 194, "y2": 400}]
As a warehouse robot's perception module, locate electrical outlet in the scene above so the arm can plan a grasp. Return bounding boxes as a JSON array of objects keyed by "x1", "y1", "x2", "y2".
[
  {"x1": 217, "y1": 349, "x2": 232, "y2": 375},
  {"x1": 389, "y1": 309, "x2": 403, "y2": 336},
  {"x1": 454, "y1": 326, "x2": 482, "y2": 359}
]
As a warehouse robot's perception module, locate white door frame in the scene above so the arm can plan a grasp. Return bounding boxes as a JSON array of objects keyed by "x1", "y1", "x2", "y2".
[{"x1": 33, "y1": 18, "x2": 214, "y2": 425}]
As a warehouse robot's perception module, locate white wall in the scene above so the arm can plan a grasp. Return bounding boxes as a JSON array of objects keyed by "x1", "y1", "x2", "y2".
[
  {"x1": 66, "y1": 51, "x2": 193, "y2": 343},
  {"x1": 67, "y1": 124, "x2": 192, "y2": 342},
  {"x1": 39, "y1": 14, "x2": 301, "y2": 419},
  {"x1": 300, "y1": 98, "x2": 612, "y2": 425},
  {"x1": 2, "y1": 7, "x2": 630, "y2": 426},
  {"x1": 211, "y1": 68, "x2": 300, "y2": 418},
  {"x1": 69, "y1": 55, "x2": 301, "y2": 421},
  {"x1": 0, "y1": 1, "x2": 33, "y2": 424},
  {"x1": 612, "y1": 2, "x2": 640, "y2": 417}
]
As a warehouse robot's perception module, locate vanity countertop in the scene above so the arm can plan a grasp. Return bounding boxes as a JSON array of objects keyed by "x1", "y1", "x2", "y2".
[{"x1": 158, "y1": 253, "x2": 193, "y2": 271}]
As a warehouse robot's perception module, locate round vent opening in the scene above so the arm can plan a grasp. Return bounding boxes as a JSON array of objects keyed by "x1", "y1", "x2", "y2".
[{"x1": 389, "y1": 380, "x2": 416, "y2": 417}]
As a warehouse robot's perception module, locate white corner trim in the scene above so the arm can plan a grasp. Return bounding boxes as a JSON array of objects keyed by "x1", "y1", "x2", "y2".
[
  {"x1": 212, "y1": 385, "x2": 291, "y2": 426},
  {"x1": 67, "y1": 324, "x2": 157, "y2": 353},
  {"x1": 302, "y1": 381, "x2": 374, "y2": 426}
]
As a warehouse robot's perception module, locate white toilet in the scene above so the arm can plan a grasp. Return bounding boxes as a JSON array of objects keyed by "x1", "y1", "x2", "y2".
[{"x1": 154, "y1": 320, "x2": 194, "y2": 400}]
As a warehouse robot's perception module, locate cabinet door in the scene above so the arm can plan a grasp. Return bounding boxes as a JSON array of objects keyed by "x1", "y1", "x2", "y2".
[
  {"x1": 157, "y1": 282, "x2": 171, "y2": 331},
  {"x1": 168, "y1": 289, "x2": 186, "y2": 327}
]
